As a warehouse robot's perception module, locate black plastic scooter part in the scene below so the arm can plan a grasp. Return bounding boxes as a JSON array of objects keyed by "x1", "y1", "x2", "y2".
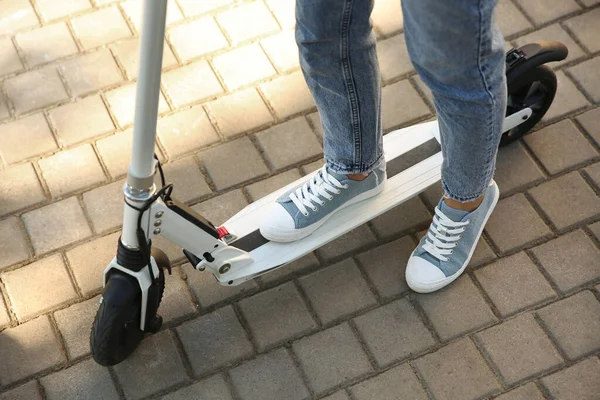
[{"x1": 506, "y1": 41, "x2": 568, "y2": 87}]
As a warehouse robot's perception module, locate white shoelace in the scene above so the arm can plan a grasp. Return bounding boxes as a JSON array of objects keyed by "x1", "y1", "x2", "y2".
[
  {"x1": 422, "y1": 207, "x2": 470, "y2": 262},
  {"x1": 289, "y1": 165, "x2": 348, "y2": 216}
]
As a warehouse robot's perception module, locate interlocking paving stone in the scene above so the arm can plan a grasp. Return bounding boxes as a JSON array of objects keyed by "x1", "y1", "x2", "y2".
[
  {"x1": 245, "y1": 169, "x2": 302, "y2": 201},
  {"x1": 212, "y1": 43, "x2": 276, "y2": 90},
  {"x1": 265, "y1": 0, "x2": 295, "y2": 28},
  {"x1": 105, "y1": 83, "x2": 170, "y2": 128},
  {"x1": 261, "y1": 30, "x2": 300, "y2": 72},
  {"x1": 413, "y1": 338, "x2": 501, "y2": 400},
  {"x1": 206, "y1": 88, "x2": 274, "y2": 138},
  {"x1": 356, "y1": 236, "x2": 414, "y2": 298},
  {"x1": 238, "y1": 282, "x2": 317, "y2": 350},
  {"x1": 298, "y1": 259, "x2": 377, "y2": 324},
  {"x1": 39, "y1": 144, "x2": 106, "y2": 197},
  {"x1": 524, "y1": 120, "x2": 598, "y2": 175},
  {"x1": 0, "y1": 94, "x2": 9, "y2": 120},
  {"x1": 156, "y1": 106, "x2": 219, "y2": 157},
  {"x1": 0, "y1": 37, "x2": 22, "y2": 76},
  {"x1": 377, "y1": 34, "x2": 413, "y2": 82},
  {"x1": 514, "y1": 0, "x2": 580, "y2": 25},
  {"x1": 0, "y1": 0, "x2": 38, "y2": 34},
  {"x1": 564, "y1": 8, "x2": 600, "y2": 53},
  {"x1": 0, "y1": 163, "x2": 46, "y2": 217},
  {"x1": 16, "y1": 23, "x2": 77, "y2": 67},
  {"x1": 316, "y1": 225, "x2": 377, "y2": 261},
  {"x1": 529, "y1": 172, "x2": 600, "y2": 231},
  {"x1": 216, "y1": 1, "x2": 279, "y2": 43},
  {"x1": 191, "y1": 190, "x2": 248, "y2": 226},
  {"x1": 229, "y1": 348, "x2": 310, "y2": 400},
  {"x1": 485, "y1": 193, "x2": 552, "y2": 253},
  {"x1": 292, "y1": 323, "x2": 373, "y2": 395},
  {"x1": 162, "y1": 60, "x2": 224, "y2": 107},
  {"x1": 111, "y1": 37, "x2": 177, "y2": 79},
  {"x1": 255, "y1": 118, "x2": 322, "y2": 170},
  {"x1": 4, "y1": 66, "x2": 68, "y2": 115},
  {"x1": 353, "y1": 298, "x2": 436, "y2": 367},
  {"x1": 495, "y1": 0, "x2": 532, "y2": 37},
  {"x1": 531, "y1": 230, "x2": 600, "y2": 293},
  {"x1": 0, "y1": 380, "x2": 42, "y2": 400},
  {"x1": 541, "y1": 71, "x2": 590, "y2": 122},
  {"x1": 415, "y1": 276, "x2": 497, "y2": 341},
  {"x1": 411, "y1": 75, "x2": 434, "y2": 107},
  {"x1": 258, "y1": 253, "x2": 320, "y2": 285},
  {"x1": 199, "y1": 137, "x2": 269, "y2": 190},
  {"x1": 114, "y1": 330, "x2": 187, "y2": 400},
  {"x1": 260, "y1": 72, "x2": 315, "y2": 119},
  {"x1": 160, "y1": 266, "x2": 196, "y2": 323},
  {"x1": 371, "y1": 0, "x2": 403, "y2": 35},
  {"x1": 585, "y1": 162, "x2": 600, "y2": 189},
  {"x1": 371, "y1": 197, "x2": 431, "y2": 238},
  {"x1": 176, "y1": 306, "x2": 254, "y2": 376},
  {"x1": 168, "y1": 17, "x2": 228, "y2": 61},
  {"x1": 512, "y1": 24, "x2": 585, "y2": 67},
  {"x1": 540, "y1": 357, "x2": 600, "y2": 400},
  {"x1": 22, "y1": 197, "x2": 92, "y2": 255},
  {"x1": 475, "y1": 313, "x2": 563, "y2": 385},
  {"x1": 322, "y1": 392, "x2": 350, "y2": 400},
  {"x1": 349, "y1": 363, "x2": 428, "y2": 400},
  {"x1": 589, "y1": 221, "x2": 600, "y2": 241},
  {"x1": 120, "y1": 0, "x2": 183, "y2": 32},
  {"x1": 182, "y1": 263, "x2": 258, "y2": 308},
  {"x1": 48, "y1": 95, "x2": 115, "y2": 146},
  {"x1": 0, "y1": 216, "x2": 31, "y2": 270},
  {"x1": 0, "y1": 113, "x2": 57, "y2": 164},
  {"x1": 0, "y1": 294, "x2": 10, "y2": 328},
  {"x1": 161, "y1": 374, "x2": 234, "y2": 400},
  {"x1": 475, "y1": 252, "x2": 556, "y2": 317},
  {"x1": 177, "y1": 0, "x2": 234, "y2": 16},
  {"x1": 36, "y1": 0, "x2": 90, "y2": 21},
  {"x1": 0, "y1": 316, "x2": 64, "y2": 385},
  {"x1": 494, "y1": 382, "x2": 544, "y2": 400},
  {"x1": 54, "y1": 295, "x2": 100, "y2": 359},
  {"x1": 70, "y1": 6, "x2": 132, "y2": 49},
  {"x1": 58, "y1": 49, "x2": 123, "y2": 97},
  {"x1": 382, "y1": 80, "x2": 430, "y2": 131},
  {"x1": 159, "y1": 156, "x2": 211, "y2": 203},
  {"x1": 576, "y1": 107, "x2": 600, "y2": 147},
  {"x1": 536, "y1": 291, "x2": 600, "y2": 360},
  {"x1": 82, "y1": 179, "x2": 125, "y2": 234},
  {"x1": 568, "y1": 57, "x2": 600, "y2": 103},
  {"x1": 301, "y1": 158, "x2": 325, "y2": 175},
  {"x1": 2, "y1": 254, "x2": 77, "y2": 321},
  {"x1": 41, "y1": 358, "x2": 119, "y2": 400},
  {"x1": 494, "y1": 141, "x2": 544, "y2": 193}
]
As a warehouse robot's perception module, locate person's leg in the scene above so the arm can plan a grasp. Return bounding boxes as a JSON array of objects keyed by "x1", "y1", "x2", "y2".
[
  {"x1": 403, "y1": 0, "x2": 506, "y2": 292},
  {"x1": 296, "y1": 0, "x2": 383, "y2": 174},
  {"x1": 260, "y1": 0, "x2": 386, "y2": 242}
]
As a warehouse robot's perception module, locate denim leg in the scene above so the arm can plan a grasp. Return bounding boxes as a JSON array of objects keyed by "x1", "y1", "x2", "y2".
[
  {"x1": 296, "y1": 0, "x2": 383, "y2": 174},
  {"x1": 402, "y1": 0, "x2": 507, "y2": 202}
]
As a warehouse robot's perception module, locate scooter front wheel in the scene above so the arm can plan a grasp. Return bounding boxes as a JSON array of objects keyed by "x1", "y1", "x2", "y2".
[{"x1": 90, "y1": 265, "x2": 165, "y2": 366}]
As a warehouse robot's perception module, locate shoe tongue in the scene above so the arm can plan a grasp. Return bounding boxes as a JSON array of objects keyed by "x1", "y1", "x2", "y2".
[{"x1": 439, "y1": 199, "x2": 470, "y2": 222}]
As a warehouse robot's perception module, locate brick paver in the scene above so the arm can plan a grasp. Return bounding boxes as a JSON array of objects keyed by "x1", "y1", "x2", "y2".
[{"x1": 1, "y1": 1, "x2": 599, "y2": 399}]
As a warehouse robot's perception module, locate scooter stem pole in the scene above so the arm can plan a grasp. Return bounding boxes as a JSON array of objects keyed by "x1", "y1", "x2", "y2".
[{"x1": 128, "y1": 0, "x2": 167, "y2": 184}]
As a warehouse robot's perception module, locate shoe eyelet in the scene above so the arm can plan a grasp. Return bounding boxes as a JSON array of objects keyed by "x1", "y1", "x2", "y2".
[
  {"x1": 450, "y1": 250, "x2": 454, "y2": 254},
  {"x1": 311, "y1": 207, "x2": 317, "y2": 211},
  {"x1": 303, "y1": 212, "x2": 309, "y2": 216}
]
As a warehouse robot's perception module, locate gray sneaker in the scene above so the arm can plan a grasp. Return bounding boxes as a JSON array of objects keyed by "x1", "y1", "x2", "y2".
[
  {"x1": 406, "y1": 180, "x2": 499, "y2": 293},
  {"x1": 260, "y1": 164, "x2": 386, "y2": 242}
]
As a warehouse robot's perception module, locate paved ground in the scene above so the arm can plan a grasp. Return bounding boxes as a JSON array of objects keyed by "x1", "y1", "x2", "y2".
[{"x1": 0, "y1": 0, "x2": 599, "y2": 399}]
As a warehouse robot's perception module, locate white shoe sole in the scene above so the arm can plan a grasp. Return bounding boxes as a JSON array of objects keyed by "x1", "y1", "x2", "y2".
[
  {"x1": 406, "y1": 183, "x2": 500, "y2": 293},
  {"x1": 261, "y1": 177, "x2": 387, "y2": 242}
]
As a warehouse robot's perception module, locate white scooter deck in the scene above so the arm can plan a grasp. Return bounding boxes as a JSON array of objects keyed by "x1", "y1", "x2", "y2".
[{"x1": 217, "y1": 121, "x2": 443, "y2": 285}]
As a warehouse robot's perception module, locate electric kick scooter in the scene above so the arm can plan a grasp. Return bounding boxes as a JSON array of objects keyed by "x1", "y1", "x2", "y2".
[{"x1": 90, "y1": 0, "x2": 568, "y2": 366}]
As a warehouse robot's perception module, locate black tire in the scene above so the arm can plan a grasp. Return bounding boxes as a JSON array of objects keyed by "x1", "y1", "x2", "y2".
[
  {"x1": 90, "y1": 263, "x2": 165, "y2": 366},
  {"x1": 501, "y1": 65, "x2": 557, "y2": 147}
]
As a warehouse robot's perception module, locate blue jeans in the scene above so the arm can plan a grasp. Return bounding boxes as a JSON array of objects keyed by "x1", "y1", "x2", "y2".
[{"x1": 296, "y1": 0, "x2": 507, "y2": 202}]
